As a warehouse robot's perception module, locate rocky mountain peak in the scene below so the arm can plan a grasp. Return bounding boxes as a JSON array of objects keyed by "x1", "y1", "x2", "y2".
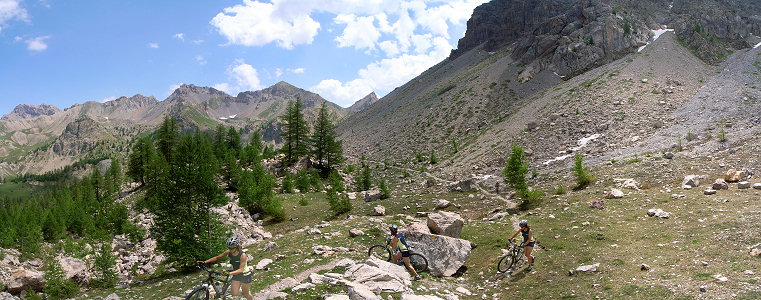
[
  {"x1": 348, "y1": 92, "x2": 379, "y2": 114},
  {"x1": 1, "y1": 104, "x2": 61, "y2": 120},
  {"x1": 168, "y1": 84, "x2": 228, "y2": 104},
  {"x1": 104, "y1": 94, "x2": 158, "y2": 109}
]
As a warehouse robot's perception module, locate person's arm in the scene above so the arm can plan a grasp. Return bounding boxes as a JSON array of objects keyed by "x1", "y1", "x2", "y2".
[
  {"x1": 198, "y1": 250, "x2": 229, "y2": 264},
  {"x1": 229, "y1": 253, "x2": 248, "y2": 276},
  {"x1": 390, "y1": 235, "x2": 399, "y2": 249},
  {"x1": 508, "y1": 230, "x2": 520, "y2": 241},
  {"x1": 528, "y1": 230, "x2": 533, "y2": 243}
]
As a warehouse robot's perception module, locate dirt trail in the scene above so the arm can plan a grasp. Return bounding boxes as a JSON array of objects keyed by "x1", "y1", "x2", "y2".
[{"x1": 253, "y1": 259, "x2": 341, "y2": 299}]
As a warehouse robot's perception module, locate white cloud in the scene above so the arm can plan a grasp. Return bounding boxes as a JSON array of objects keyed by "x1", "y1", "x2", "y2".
[
  {"x1": 147, "y1": 42, "x2": 159, "y2": 48},
  {"x1": 192, "y1": 39, "x2": 204, "y2": 45},
  {"x1": 0, "y1": 0, "x2": 29, "y2": 32},
  {"x1": 210, "y1": 0, "x2": 320, "y2": 49},
  {"x1": 173, "y1": 33, "x2": 185, "y2": 41},
  {"x1": 214, "y1": 60, "x2": 263, "y2": 95},
  {"x1": 168, "y1": 84, "x2": 182, "y2": 95},
  {"x1": 289, "y1": 67, "x2": 304, "y2": 74},
  {"x1": 25, "y1": 35, "x2": 51, "y2": 51},
  {"x1": 100, "y1": 96, "x2": 117, "y2": 103},
  {"x1": 334, "y1": 14, "x2": 380, "y2": 51},
  {"x1": 195, "y1": 55, "x2": 207, "y2": 65},
  {"x1": 275, "y1": 68, "x2": 283, "y2": 78}
]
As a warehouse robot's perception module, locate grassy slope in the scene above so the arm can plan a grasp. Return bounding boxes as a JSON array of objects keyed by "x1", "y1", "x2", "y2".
[{"x1": 74, "y1": 141, "x2": 761, "y2": 299}]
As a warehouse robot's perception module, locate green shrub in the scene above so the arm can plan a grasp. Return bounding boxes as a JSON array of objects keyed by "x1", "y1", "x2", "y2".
[
  {"x1": 282, "y1": 173, "x2": 294, "y2": 193},
  {"x1": 327, "y1": 171, "x2": 351, "y2": 216},
  {"x1": 554, "y1": 186, "x2": 566, "y2": 195},
  {"x1": 298, "y1": 197, "x2": 309, "y2": 206},
  {"x1": 519, "y1": 189, "x2": 544, "y2": 211},
  {"x1": 355, "y1": 163, "x2": 372, "y2": 192},
  {"x1": 294, "y1": 170, "x2": 311, "y2": 192},
  {"x1": 343, "y1": 164, "x2": 355, "y2": 174},
  {"x1": 379, "y1": 179, "x2": 390, "y2": 200},
  {"x1": 415, "y1": 152, "x2": 425, "y2": 163},
  {"x1": 24, "y1": 289, "x2": 42, "y2": 300},
  {"x1": 43, "y1": 258, "x2": 79, "y2": 300},
  {"x1": 429, "y1": 151, "x2": 438, "y2": 164},
  {"x1": 502, "y1": 145, "x2": 528, "y2": 197},
  {"x1": 686, "y1": 129, "x2": 696, "y2": 141},
  {"x1": 572, "y1": 153, "x2": 594, "y2": 189},
  {"x1": 91, "y1": 244, "x2": 117, "y2": 288}
]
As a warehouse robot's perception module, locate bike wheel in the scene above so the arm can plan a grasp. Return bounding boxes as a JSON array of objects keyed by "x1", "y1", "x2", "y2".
[
  {"x1": 368, "y1": 245, "x2": 391, "y2": 261},
  {"x1": 497, "y1": 254, "x2": 514, "y2": 273},
  {"x1": 408, "y1": 253, "x2": 428, "y2": 273},
  {"x1": 185, "y1": 286, "x2": 209, "y2": 300}
]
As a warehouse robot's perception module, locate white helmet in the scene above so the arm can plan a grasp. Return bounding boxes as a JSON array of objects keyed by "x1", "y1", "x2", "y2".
[{"x1": 226, "y1": 236, "x2": 241, "y2": 249}]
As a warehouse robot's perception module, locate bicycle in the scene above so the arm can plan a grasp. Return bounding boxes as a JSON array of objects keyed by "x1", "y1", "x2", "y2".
[
  {"x1": 185, "y1": 263, "x2": 234, "y2": 300},
  {"x1": 497, "y1": 239, "x2": 525, "y2": 273},
  {"x1": 367, "y1": 237, "x2": 428, "y2": 273}
]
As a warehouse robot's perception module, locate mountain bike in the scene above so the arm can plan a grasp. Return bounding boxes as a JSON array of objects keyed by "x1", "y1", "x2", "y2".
[
  {"x1": 497, "y1": 239, "x2": 525, "y2": 273},
  {"x1": 368, "y1": 237, "x2": 428, "y2": 273},
  {"x1": 185, "y1": 263, "x2": 233, "y2": 300}
]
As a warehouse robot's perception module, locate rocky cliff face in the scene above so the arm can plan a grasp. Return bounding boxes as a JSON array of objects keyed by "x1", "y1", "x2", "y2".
[
  {"x1": 453, "y1": 0, "x2": 761, "y2": 73},
  {"x1": 347, "y1": 92, "x2": 379, "y2": 114},
  {"x1": 1, "y1": 104, "x2": 61, "y2": 120}
]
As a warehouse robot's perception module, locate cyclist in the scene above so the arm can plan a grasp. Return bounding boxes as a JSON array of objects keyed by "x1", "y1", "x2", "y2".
[
  {"x1": 389, "y1": 225, "x2": 422, "y2": 280},
  {"x1": 508, "y1": 220, "x2": 535, "y2": 271},
  {"x1": 197, "y1": 236, "x2": 253, "y2": 300}
]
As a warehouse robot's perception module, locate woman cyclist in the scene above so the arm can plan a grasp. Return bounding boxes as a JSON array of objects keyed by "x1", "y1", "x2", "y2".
[
  {"x1": 197, "y1": 236, "x2": 253, "y2": 300},
  {"x1": 508, "y1": 220, "x2": 535, "y2": 271},
  {"x1": 389, "y1": 225, "x2": 422, "y2": 280}
]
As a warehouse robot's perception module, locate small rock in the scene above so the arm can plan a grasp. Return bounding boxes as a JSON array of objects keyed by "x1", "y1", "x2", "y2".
[
  {"x1": 605, "y1": 189, "x2": 624, "y2": 199},
  {"x1": 589, "y1": 199, "x2": 605, "y2": 209},
  {"x1": 703, "y1": 189, "x2": 717, "y2": 195},
  {"x1": 700, "y1": 286, "x2": 707, "y2": 292},
  {"x1": 262, "y1": 241, "x2": 279, "y2": 251},
  {"x1": 662, "y1": 152, "x2": 674, "y2": 159},
  {"x1": 370, "y1": 205, "x2": 386, "y2": 216},
  {"x1": 349, "y1": 229, "x2": 365, "y2": 237},
  {"x1": 415, "y1": 212, "x2": 429, "y2": 217},
  {"x1": 455, "y1": 287, "x2": 472, "y2": 296},
  {"x1": 647, "y1": 209, "x2": 670, "y2": 218},
  {"x1": 713, "y1": 274, "x2": 728, "y2": 282},
  {"x1": 640, "y1": 264, "x2": 650, "y2": 271},
  {"x1": 575, "y1": 263, "x2": 600, "y2": 272},
  {"x1": 256, "y1": 259, "x2": 273, "y2": 270},
  {"x1": 641, "y1": 78, "x2": 649, "y2": 83},
  {"x1": 682, "y1": 175, "x2": 700, "y2": 187},
  {"x1": 701, "y1": 261, "x2": 709, "y2": 267},
  {"x1": 307, "y1": 228, "x2": 322, "y2": 235},
  {"x1": 682, "y1": 185, "x2": 693, "y2": 190},
  {"x1": 753, "y1": 183, "x2": 761, "y2": 190},
  {"x1": 737, "y1": 181, "x2": 751, "y2": 189},
  {"x1": 437, "y1": 200, "x2": 451, "y2": 209},
  {"x1": 744, "y1": 270, "x2": 755, "y2": 275},
  {"x1": 291, "y1": 282, "x2": 315, "y2": 292},
  {"x1": 749, "y1": 243, "x2": 761, "y2": 256},
  {"x1": 712, "y1": 179, "x2": 729, "y2": 190}
]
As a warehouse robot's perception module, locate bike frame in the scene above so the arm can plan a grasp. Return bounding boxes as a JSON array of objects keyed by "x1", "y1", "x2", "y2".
[{"x1": 196, "y1": 264, "x2": 232, "y2": 299}]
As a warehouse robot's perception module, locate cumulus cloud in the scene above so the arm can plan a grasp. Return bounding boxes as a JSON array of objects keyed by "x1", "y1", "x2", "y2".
[
  {"x1": 0, "y1": 0, "x2": 29, "y2": 32},
  {"x1": 214, "y1": 60, "x2": 263, "y2": 95},
  {"x1": 173, "y1": 33, "x2": 185, "y2": 41},
  {"x1": 147, "y1": 42, "x2": 159, "y2": 48},
  {"x1": 25, "y1": 35, "x2": 51, "y2": 51},
  {"x1": 334, "y1": 14, "x2": 380, "y2": 51},
  {"x1": 275, "y1": 68, "x2": 283, "y2": 78},
  {"x1": 210, "y1": 0, "x2": 320, "y2": 49},
  {"x1": 289, "y1": 67, "x2": 304, "y2": 74}
]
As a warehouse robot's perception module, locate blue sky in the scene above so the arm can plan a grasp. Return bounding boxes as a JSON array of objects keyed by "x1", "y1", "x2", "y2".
[{"x1": 0, "y1": 0, "x2": 488, "y2": 116}]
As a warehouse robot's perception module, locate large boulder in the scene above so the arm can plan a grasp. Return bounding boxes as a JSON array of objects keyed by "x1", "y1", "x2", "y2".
[
  {"x1": 344, "y1": 258, "x2": 410, "y2": 293},
  {"x1": 370, "y1": 206, "x2": 386, "y2": 216},
  {"x1": 448, "y1": 179, "x2": 476, "y2": 192},
  {"x1": 426, "y1": 212, "x2": 464, "y2": 238},
  {"x1": 6, "y1": 268, "x2": 45, "y2": 294},
  {"x1": 402, "y1": 230, "x2": 472, "y2": 277},
  {"x1": 363, "y1": 189, "x2": 382, "y2": 202},
  {"x1": 347, "y1": 282, "x2": 382, "y2": 300},
  {"x1": 604, "y1": 189, "x2": 624, "y2": 199},
  {"x1": 723, "y1": 170, "x2": 746, "y2": 183},
  {"x1": 57, "y1": 256, "x2": 89, "y2": 283},
  {"x1": 405, "y1": 222, "x2": 431, "y2": 234}
]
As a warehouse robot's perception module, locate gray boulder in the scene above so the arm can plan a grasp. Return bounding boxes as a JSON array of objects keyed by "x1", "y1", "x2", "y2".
[
  {"x1": 712, "y1": 179, "x2": 729, "y2": 190},
  {"x1": 604, "y1": 189, "x2": 624, "y2": 199},
  {"x1": 703, "y1": 189, "x2": 717, "y2": 195},
  {"x1": 363, "y1": 189, "x2": 382, "y2": 202},
  {"x1": 737, "y1": 181, "x2": 751, "y2": 189},
  {"x1": 426, "y1": 212, "x2": 464, "y2": 238},
  {"x1": 754, "y1": 183, "x2": 761, "y2": 190},
  {"x1": 681, "y1": 175, "x2": 700, "y2": 188},
  {"x1": 370, "y1": 205, "x2": 386, "y2": 216},
  {"x1": 0, "y1": 292, "x2": 20, "y2": 300},
  {"x1": 104, "y1": 293, "x2": 121, "y2": 300},
  {"x1": 6, "y1": 268, "x2": 45, "y2": 294},
  {"x1": 448, "y1": 179, "x2": 475, "y2": 192},
  {"x1": 344, "y1": 258, "x2": 410, "y2": 293},
  {"x1": 347, "y1": 282, "x2": 381, "y2": 300},
  {"x1": 402, "y1": 230, "x2": 472, "y2": 277},
  {"x1": 58, "y1": 256, "x2": 89, "y2": 283}
]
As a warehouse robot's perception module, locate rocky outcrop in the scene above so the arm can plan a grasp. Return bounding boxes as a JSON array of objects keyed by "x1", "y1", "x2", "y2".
[
  {"x1": 211, "y1": 194, "x2": 272, "y2": 246},
  {"x1": 426, "y1": 212, "x2": 464, "y2": 238},
  {"x1": 1, "y1": 104, "x2": 60, "y2": 120},
  {"x1": 451, "y1": 0, "x2": 649, "y2": 79},
  {"x1": 57, "y1": 256, "x2": 90, "y2": 284},
  {"x1": 5, "y1": 268, "x2": 45, "y2": 294},
  {"x1": 347, "y1": 92, "x2": 380, "y2": 114},
  {"x1": 344, "y1": 258, "x2": 411, "y2": 293},
  {"x1": 402, "y1": 225, "x2": 472, "y2": 277}
]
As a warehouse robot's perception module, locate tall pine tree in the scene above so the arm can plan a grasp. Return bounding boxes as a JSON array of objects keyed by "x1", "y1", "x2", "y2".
[
  {"x1": 127, "y1": 137, "x2": 155, "y2": 185},
  {"x1": 279, "y1": 98, "x2": 310, "y2": 166},
  {"x1": 311, "y1": 102, "x2": 343, "y2": 174}
]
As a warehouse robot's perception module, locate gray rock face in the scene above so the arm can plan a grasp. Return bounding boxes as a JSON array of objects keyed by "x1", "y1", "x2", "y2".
[
  {"x1": 58, "y1": 256, "x2": 90, "y2": 283},
  {"x1": 344, "y1": 258, "x2": 411, "y2": 293},
  {"x1": 426, "y1": 212, "x2": 464, "y2": 238},
  {"x1": 0, "y1": 292, "x2": 20, "y2": 300},
  {"x1": 402, "y1": 230, "x2": 472, "y2": 277},
  {"x1": 1, "y1": 104, "x2": 61, "y2": 120},
  {"x1": 6, "y1": 268, "x2": 45, "y2": 294},
  {"x1": 347, "y1": 92, "x2": 380, "y2": 114},
  {"x1": 347, "y1": 282, "x2": 382, "y2": 300}
]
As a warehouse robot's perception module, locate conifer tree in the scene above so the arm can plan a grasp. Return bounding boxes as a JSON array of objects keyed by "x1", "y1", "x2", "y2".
[
  {"x1": 127, "y1": 137, "x2": 155, "y2": 185},
  {"x1": 280, "y1": 98, "x2": 310, "y2": 165},
  {"x1": 156, "y1": 116, "x2": 179, "y2": 163},
  {"x1": 356, "y1": 162, "x2": 372, "y2": 191},
  {"x1": 226, "y1": 126, "x2": 242, "y2": 156},
  {"x1": 503, "y1": 145, "x2": 528, "y2": 198},
  {"x1": 379, "y1": 179, "x2": 390, "y2": 199},
  {"x1": 240, "y1": 131, "x2": 263, "y2": 169},
  {"x1": 327, "y1": 171, "x2": 351, "y2": 216},
  {"x1": 311, "y1": 102, "x2": 343, "y2": 173},
  {"x1": 213, "y1": 124, "x2": 226, "y2": 159}
]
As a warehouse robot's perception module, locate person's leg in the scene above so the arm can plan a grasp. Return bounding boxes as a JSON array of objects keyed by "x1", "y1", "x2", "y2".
[
  {"x1": 241, "y1": 283, "x2": 253, "y2": 300},
  {"x1": 402, "y1": 257, "x2": 419, "y2": 277},
  {"x1": 524, "y1": 246, "x2": 534, "y2": 266},
  {"x1": 230, "y1": 280, "x2": 242, "y2": 297},
  {"x1": 391, "y1": 251, "x2": 401, "y2": 264}
]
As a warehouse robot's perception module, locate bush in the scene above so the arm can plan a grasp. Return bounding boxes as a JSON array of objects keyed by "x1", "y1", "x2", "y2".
[
  {"x1": 572, "y1": 154, "x2": 594, "y2": 188},
  {"x1": 519, "y1": 189, "x2": 544, "y2": 211},
  {"x1": 327, "y1": 171, "x2": 351, "y2": 216},
  {"x1": 91, "y1": 244, "x2": 117, "y2": 288},
  {"x1": 429, "y1": 151, "x2": 438, "y2": 164},
  {"x1": 43, "y1": 258, "x2": 79, "y2": 300},
  {"x1": 298, "y1": 197, "x2": 309, "y2": 206},
  {"x1": 282, "y1": 173, "x2": 294, "y2": 193},
  {"x1": 379, "y1": 179, "x2": 390, "y2": 200},
  {"x1": 415, "y1": 152, "x2": 425, "y2": 163},
  {"x1": 502, "y1": 145, "x2": 528, "y2": 197},
  {"x1": 554, "y1": 186, "x2": 566, "y2": 195},
  {"x1": 294, "y1": 170, "x2": 311, "y2": 192},
  {"x1": 355, "y1": 163, "x2": 372, "y2": 192}
]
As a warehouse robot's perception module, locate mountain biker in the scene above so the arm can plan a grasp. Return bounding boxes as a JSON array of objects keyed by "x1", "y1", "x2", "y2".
[
  {"x1": 197, "y1": 236, "x2": 253, "y2": 300},
  {"x1": 389, "y1": 225, "x2": 422, "y2": 280},
  {"x1": 508, "y1": 220, "x2": 535, "y2": 271}
]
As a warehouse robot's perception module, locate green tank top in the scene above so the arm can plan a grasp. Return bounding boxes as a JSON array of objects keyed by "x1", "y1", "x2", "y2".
[{"x1": 228, "y1": 251, "x2": 251, "y2": 273}]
